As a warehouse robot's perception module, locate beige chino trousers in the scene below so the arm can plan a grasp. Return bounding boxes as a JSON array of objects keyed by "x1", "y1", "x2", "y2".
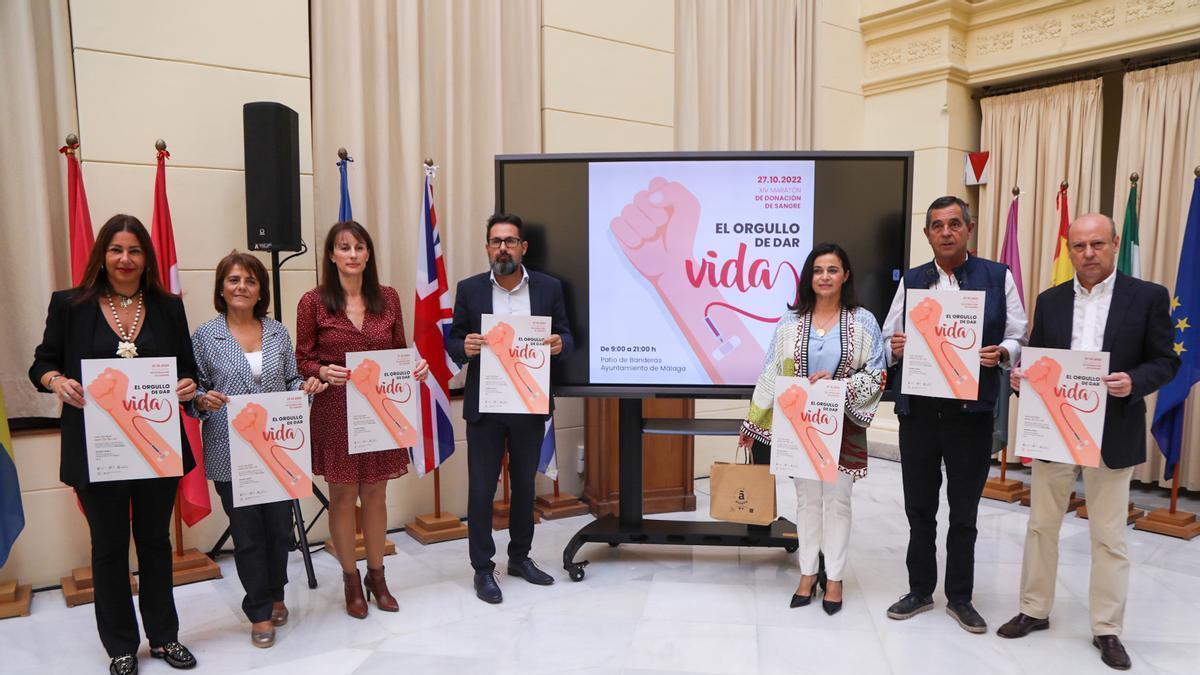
[{"x1": 1018, "y1": 458, "x2": 1135, "y2": 636}]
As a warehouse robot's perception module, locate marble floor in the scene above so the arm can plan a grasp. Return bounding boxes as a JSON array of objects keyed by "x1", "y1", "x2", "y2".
[{"x1": 3, "y1": 458, "x2": 1199, "y2": 674}]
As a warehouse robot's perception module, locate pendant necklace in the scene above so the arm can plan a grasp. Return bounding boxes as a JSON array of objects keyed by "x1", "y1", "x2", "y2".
[
  {"x1": 813, "y1": 311, "x2": 838, "y2": 338},
  {"x1": 106, "y1": 291, "x2": 143, "y2": 358}
]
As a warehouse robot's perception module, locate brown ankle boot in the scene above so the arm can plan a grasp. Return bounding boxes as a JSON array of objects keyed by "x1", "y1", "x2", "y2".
[
  {"x1": 364, "y1": 566, "x2": 399, "y2": 612},
  {"x1": 343, "y1": 570, "x2": 368, "y2": 619}
]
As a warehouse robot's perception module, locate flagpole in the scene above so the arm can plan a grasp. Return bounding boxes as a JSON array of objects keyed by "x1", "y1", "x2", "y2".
[
  {"x1": 433, "y1": 467, "x2": 442, "y2": 519},
  {"x1": 984, "y1": 186, "x2": 1030, "y2": 504},
  {"x1": 1135, "y1": 164, "x2": 1200, "y2": 539},
  {"x1": 426, "y1": 157, "x2": 444, "y2": 522},
  {"x1": 405, "y1": 156, "x2": 468, "y2": 544},
  {"x1": 157, "y1": 139, "x2": 188, "y2": 561},
  {"x1": 150, "y1": 139, "x2": 222, "y2": 585},
  {"x1": 999, "y1": 183, "x2": 1015, "y2": 488}
]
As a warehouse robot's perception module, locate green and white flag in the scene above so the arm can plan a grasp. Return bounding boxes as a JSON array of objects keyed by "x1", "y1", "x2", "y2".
[{"x1": 1118, "y1": 181, "x2": 1141, "y2": 278}]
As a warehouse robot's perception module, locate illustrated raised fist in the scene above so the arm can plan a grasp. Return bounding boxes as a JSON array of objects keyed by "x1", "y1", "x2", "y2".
[
  {"x1": 1023, "y1": 357, "x2": 1062, "y2": 398},
  {"x1": 778, "y1": 384, "x2": 809, "y2": 417},
  {"x1": 485, "y1": 321, "x2": 516, "y2": 355},
  {"x1": 908, "y1": 297, "x2": 943, "y2": 336},
  {"x1": 232, "y1": 402, "x2": 269, "y2": 441},
  {"x1": 350, "y1": 358, "x2": 382, "y2": 397},
  {"x1": 88, "y1": 368, "x2": 130, "y2": 413},
  {"x1": 610, "y1": 177, "x2": 702, "y2": 283}
]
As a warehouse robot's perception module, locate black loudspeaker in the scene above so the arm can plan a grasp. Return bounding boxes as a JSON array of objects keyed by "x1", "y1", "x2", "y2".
[{"x1": 243, "y1": 102, "x2": 302, "y2": 251}]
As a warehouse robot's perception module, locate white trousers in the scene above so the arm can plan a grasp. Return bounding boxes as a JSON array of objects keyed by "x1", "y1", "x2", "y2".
[{"x1": 794, "y1": 471, "x2": 854, "y2": 579}]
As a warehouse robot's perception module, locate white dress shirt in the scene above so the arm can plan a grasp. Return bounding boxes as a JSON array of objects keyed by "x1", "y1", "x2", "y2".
[
  {"x1": 1071, "y1": 269, "x2": 1116, "y2": 351},
  {"x1": 490, "y1": 265, "x2": 531, "y2": 317},
  {"x1": 882, "y1": 255, "x2": 1028, "y2": 367}
]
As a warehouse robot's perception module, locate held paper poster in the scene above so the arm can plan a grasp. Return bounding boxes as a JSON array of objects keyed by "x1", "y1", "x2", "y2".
[
  {"x1": 900, "y1": 289, "x2": 984, "y2": 400},
  {"x1": 81, "y1": 357, "x2": 184, "y2": 481},
  {"x1": 589, "y1": 160, "x2": 815, "y2": 386},
  {"x1": 346, "y1": 348, "x2": 422, "y2": 454},
  {"x1": 228, "y1": 391, "x2": 313, "y2": 506},
  {"x1": 480, "y1": 314, "x2": 551, "y2": 414},
  {"x1": 1014, "y1": 347, "x2": 1109, "y2": 467},
  {"x1": 770, "y1": 376, "x2": 846, "y2": 484}
]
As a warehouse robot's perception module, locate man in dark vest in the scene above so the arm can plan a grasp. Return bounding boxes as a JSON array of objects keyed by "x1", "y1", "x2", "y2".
[{"x1": 882, "y1": 196, "x2": 1028, "y2": 632}]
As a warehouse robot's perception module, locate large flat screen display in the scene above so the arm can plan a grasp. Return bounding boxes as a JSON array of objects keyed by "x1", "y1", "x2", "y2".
[{"x1": 496, "y1": 152, "x2": 912, "y2": 397}]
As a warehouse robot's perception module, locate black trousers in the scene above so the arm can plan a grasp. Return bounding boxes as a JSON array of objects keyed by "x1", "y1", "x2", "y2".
[
  {"x1": 466, "y1": 413, "x2": 545, "y2": 572},
  {"x1": 76, "y1": 477, "x2": 180, "y2": 657},
  {"x1": 898, "y1": 398, "x2": 993, "y2": 603},
  {"x1": 214, "y1": 481, "x2": 292, "y2": 622}
]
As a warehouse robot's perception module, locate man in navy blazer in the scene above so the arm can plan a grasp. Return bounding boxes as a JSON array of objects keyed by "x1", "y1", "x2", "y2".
[
  {"x1": 998, "y1": 214, "x2": 1178, "y2": 671},
  {"x1": 448, "y1": 213, "x2": 573, "y2": 604}
]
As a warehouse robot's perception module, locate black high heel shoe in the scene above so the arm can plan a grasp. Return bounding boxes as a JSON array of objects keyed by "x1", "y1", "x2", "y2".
[
  {"x1": 822, "y1": 579, "x2": 843, "y2": 616},
  {"x1": 789, "y1": 575, "x2": 821, "y2": 608}
]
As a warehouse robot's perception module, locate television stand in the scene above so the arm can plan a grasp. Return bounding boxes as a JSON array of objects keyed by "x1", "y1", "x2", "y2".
[{"x1": 562, "y1": 398, "x2": 797, "y2": 581}]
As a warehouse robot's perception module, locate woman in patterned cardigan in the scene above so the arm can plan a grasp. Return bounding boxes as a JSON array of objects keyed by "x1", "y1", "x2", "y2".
[
  {"x1": 739, "y1": 242, "x2": 886, "y2": 615},
  {"x1": 189, "y1": 252, "x2": 327, "y2": 648}
]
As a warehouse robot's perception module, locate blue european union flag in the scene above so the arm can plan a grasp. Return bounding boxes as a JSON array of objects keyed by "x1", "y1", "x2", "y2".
[
  {"x1": 337, "y1": 152, "x2": 354, "y2": 222},
  {"x1": 0, "y1": 386, "x2": 23, "y2": 567},
  {"x1": 1152, "y1": 175, "x2": 1200, "y2": 481}
]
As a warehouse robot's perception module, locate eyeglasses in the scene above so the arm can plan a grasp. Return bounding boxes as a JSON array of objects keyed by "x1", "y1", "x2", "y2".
[{"x1": 487, "y1": 237, "x2": 523, "y2": 249}]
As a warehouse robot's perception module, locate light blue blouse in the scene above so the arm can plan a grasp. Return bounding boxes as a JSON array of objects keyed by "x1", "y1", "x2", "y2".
[{"x1": 806, "y1": 323, "x2": 842, "y2": 376}]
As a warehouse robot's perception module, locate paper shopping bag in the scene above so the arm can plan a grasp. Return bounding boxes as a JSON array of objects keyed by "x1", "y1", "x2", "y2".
[{"x1": 709, "y1": 461, "x2": 777, "y2": 526}]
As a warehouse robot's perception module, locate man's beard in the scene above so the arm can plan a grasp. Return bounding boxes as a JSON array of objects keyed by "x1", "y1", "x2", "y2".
[{"x1": 490, "y1": 257, "x2": 519, "y2": 276}]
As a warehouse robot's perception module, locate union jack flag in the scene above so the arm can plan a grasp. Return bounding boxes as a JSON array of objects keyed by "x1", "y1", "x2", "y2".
[{"x1": 412, "y1": 168, "x2": 459, "y2": 475}]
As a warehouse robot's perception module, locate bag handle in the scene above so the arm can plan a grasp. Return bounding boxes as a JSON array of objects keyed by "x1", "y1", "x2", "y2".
[{"x1": 734, "y1": 444, "x2": 752, "y2": 465}]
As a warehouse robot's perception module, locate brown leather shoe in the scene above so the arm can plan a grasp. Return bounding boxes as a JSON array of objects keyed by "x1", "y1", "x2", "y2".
[
  {"x1": 364, "y1": 566, "x2": 399, "y2": 612},
  {"x1": 996, "y1": 613, "x2": 1050, "y2": 639},
  {"x1": 343, "y1": 570, "x2": 368, "y2": 619},
  {"x1": 1093, "y1": 635, "x2": 1131, "y2": 670}
]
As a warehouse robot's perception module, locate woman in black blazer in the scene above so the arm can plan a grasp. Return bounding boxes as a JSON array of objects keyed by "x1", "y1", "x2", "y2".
[{"x1": 30, "y1": 214, "x2": 200, "y2": 675}]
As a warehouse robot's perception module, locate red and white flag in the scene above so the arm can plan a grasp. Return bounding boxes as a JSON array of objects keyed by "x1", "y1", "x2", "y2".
[
  {"x1": 412, "y1": 168, "x2": 459, "y2": 476},
  {"x1": 152, "y1": 148, "x2": 211, "y2": 526},
  {"x1": 59, "y1": 143, "x2": 94, "y2": 285}
]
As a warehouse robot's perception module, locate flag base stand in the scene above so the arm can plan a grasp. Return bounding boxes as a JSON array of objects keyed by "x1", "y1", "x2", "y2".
[
  {"x1": 1076, "y1": 502, "x2": 1145, "y2": 525},
  {"x1": 1022, "y1": 490, "x2": 1085, "y2": 512},
  {"x1": 324, "y1": 533, "x2": 397, "y2": 561},
  {"x1": 492, "y1": 499, "x2": 541, "y2": 531},
  {"x1": 405, "y1": 512, "x2": 468, "y2": 544},
  {"x1": 171, "y1": 549, "x2": 223, "y2": 586},
  {"x1": 982, "y1": 478, "x2": 1029, "y2": 503},
  {"x1": 1134, "y1": 508, "x2": 1200, "y2": 540},
  {"x1": 325, "y1": 508, "x2": 396, "y2": 560},
  {"x1": 0, "y1": 580, "x2": 32, "y2": 619},
  {"x1": 535, "y1": 493, "x2": 590, "y2": 519},
  {"x1": 984, "y1": 447, "x2": 1029, "y2": 503},
  {"x1": 61, "y1": 567, "x2": 138, "y2": 607}
]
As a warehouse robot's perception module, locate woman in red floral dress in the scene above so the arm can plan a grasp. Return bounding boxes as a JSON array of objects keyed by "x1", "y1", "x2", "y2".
[{"x1": 296, "y1": 221, "x2": 428, "y2": 618}]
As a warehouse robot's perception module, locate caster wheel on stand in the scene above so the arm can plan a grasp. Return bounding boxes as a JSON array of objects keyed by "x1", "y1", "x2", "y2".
[{"x1": 566, "y1": 563, "x2": 587, "y2": 582}]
